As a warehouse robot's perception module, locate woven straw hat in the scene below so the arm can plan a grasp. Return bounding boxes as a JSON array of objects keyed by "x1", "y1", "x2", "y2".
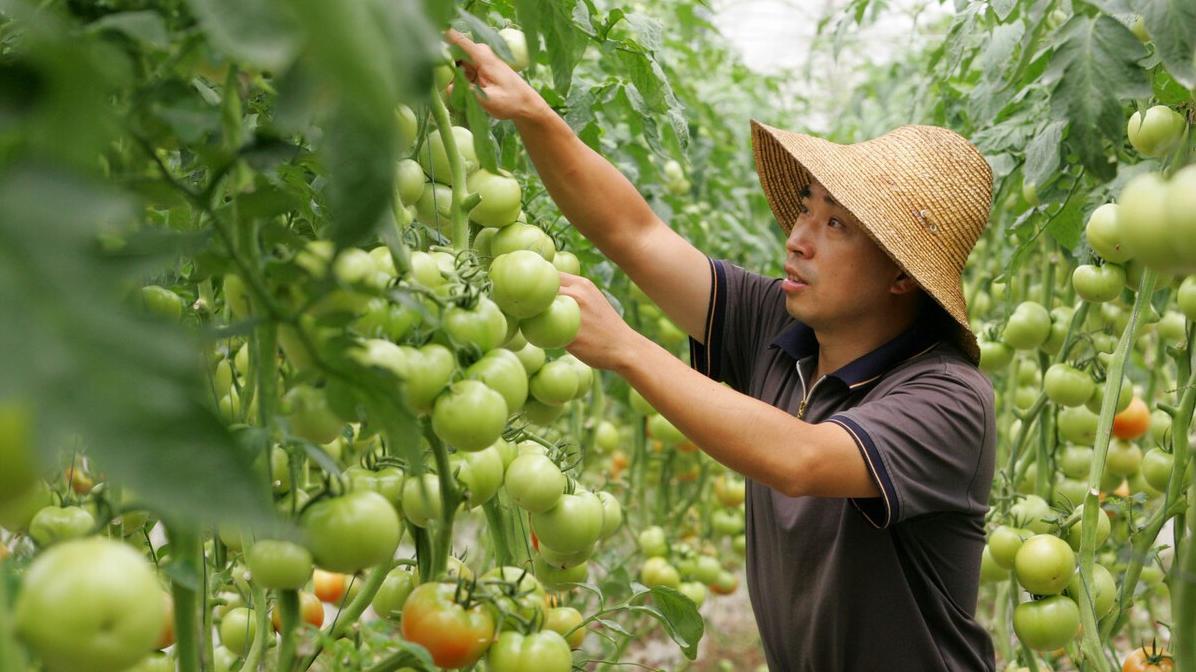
[{"x1": 750, "y1": 120, "x2": 993, "y2": 363}]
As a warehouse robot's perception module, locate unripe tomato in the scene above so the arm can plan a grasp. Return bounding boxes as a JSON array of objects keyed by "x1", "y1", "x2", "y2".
[
  {"x1": 1072, "y1": 264, "x2": 1125, "y2": 303},
  {"x1": 285, "y1": 385, "x2": 344, "y2": 445},
  {"x1": 302, "y1": 491, "x2": 401, "y2": 572},
  {"x1": 1002, "y1": 302, "x2": 1051, "y2": 350},
  {"x1": 530, "y1": 359, "x2": 581, "y2": 405},
  {"x1": 629, "y1": 387, "x2": 656, "y2": 415},
  {"x1": 1140, "y1": 447, "x2": 1174, "y2": 491},
  {"x1": 28, "y1": 505, "x2": 94, "y2": 546},
  {"x1": 638, "y1": 525, "x2": 669, "y2": 558},
  {"x1": 401, "y1": 473, "x2": 444, "y2": 527},
  {"x1": 510, "y1": 340, "x2": 547, "y2": 376},
  {"x1": 443, "y1": 297, "x2": 508, "y2": 353},
  {"x1": 648, "y1": 413, "x2": 687, "y2": 445},
  {"x1": 1012, "y1": 595, "x2": 1079, "y2": 650},
  {"x1": 466, "y1": 349, "x2": 529, "y2": 413},
  {"x1": 247, "y1": 539, "x2": 313, "y2": 590},
  {"x1": 401, "y1": 582, "x2": 496, "y2": 669},
  {"x1": 419, "y1": 126, "x2": 477, "y2": 186},
  {"x1": 552, "y1": 250, "x2": 581, "y2": 274},
  {"x1": 1059, "y1": 445, "x2": 1093, "y2": 479},
  {"x1": 1014, "y1": 534, "x2": 1076, "y2": 595},
  {"x1": 533, "y1": 553, "x2": 588, "y2": 588},
  {"x1": 1178, "y1": 276, "x2": 1196, "y2": 320},
  {"x1": 640, "y1": 556, "x2": 681, "y2": 588},
  {"x1": 1058, "y1": 405, "x2": 1099, "y2": 445},
  {"x1": 16, "y1": 538, "x2": 166, "y2": 672},
  {"x1": 432, "y1": 380, "x2": 508, "y2": 452},
  {"x1": 504, "y1": 454, "x2": 566, "y2": 512},
  {"x1": 1064, "y1": 563, "x2": 1116, "y2": 618},
  {"x1": 1156, "y1": 310, "x2": 1187, "y2": 343},
  {"x1": 1112, "y1": 397, "x2": 1150, "y2": 440},
  {"x1": 1086, "y1": 203, "x2": 1131, "y2": 263},
  {"x1": 498, "y1": 28, "x2": 531, "y2": 71},
  {"x1": 1053, "y1": 477, "x2": 1088, "y2": 509},
  {"x1": 978, "y1": 340, "x2": 1013, "y2": 372},
  {"x1": 988, "y1": 525, "x2": 1031, "y2": 569},
  {"x1": 415, "y1": 182, "x2": 454, "y2": 230},
  {"x1": 467, "y1": 169, "x2": 522, "y2": 228},
  {"x1": 523, "y1": 398, "x2": 568, "y2": 425},
  {"x1": 1065, "y1": 505, "x2": 1110, "y2": 551},
  {"x1": 219, "y1": 607, "x2": 256, "y2": 657},
  {"x1": 532, "y1": 489, "x2": 605, "y2": 554},
  {"x1": 1043, "y1": 363, "x2": 1095, "y2": 407},
  {"x1": 488, "y1": 630, "x2": 572, "y2": 672},
  {"x1": 981, "y1": 545, "x2": 1009, "y2": 583},
  {"x1": 489, "y1": 250, "x2": 560, "y2": 319},
  {"x1": 596, "y1": 490, "x2": 623, "y2": 538},
  {"x1": 395, "y1": 158, "x2": 425, "y2": 205},
  {"x1": 521, "y1": 295, "x2": 581, "y2": 349},
  {"x1": 1085, "y1": 379, "x2": 1133, "y2": 414},
  {"x1": 452, "y1": 444, "x2": 505, "y2": 508},
  {"x1": 1165, "y1": 166, "x2": 1196, "y2": 266},
  {"x1": 141, "y1": 285, "x2": 184, "y2": 320},
  {"x1": 1009, "y1": 495, "x2": 1053, "y2": 534},
  {"x1": 1126, "y1": 105, "x2": 1186, "y2": 158},
  {"x1": 713, "y1": 475, "x2": 747, "y2": 507},
  {"x1": 543, "y1": 606, "x2": 585, "y2": 648},
  {"x1": 491, "y1": 223, "x2": 556, "y2": 261},
  {"x1": 223, "y1": 273, "x2": 252, "y2": 318},
  {"x1": 595, "y1": 420, "x2": 620, "y2": 452},
  {"x1": 371, "y1": 565, "x2": 416, "y2": 619},
  {"x1": 1119, "y1": 173, "x2": 1181, "y2": 271},
  {"x1": 1105, "y1": 439, "x2": 1143, "y2": 477}
]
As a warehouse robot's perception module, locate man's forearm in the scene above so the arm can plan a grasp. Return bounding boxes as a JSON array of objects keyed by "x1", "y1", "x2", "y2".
[
  {"x1": 513, "y1": 104, "x2": 660, "y2": 259},
  {"x1": 613, "y1": 333, "x2": 831, "y2": 497}
]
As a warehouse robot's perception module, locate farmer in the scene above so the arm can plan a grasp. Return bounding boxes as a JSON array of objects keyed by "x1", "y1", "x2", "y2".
[{"x1": 448, "y1": 30, "x2": 998, "y2": 671}]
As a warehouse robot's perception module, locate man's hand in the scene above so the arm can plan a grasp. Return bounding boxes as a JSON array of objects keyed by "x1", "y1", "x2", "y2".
[
  {"x1": 445, "y1": 29, "x2": 545, "y2": 121},
  {"x1": 557, "y1": 272, "x2": 643, "y2": 372}
]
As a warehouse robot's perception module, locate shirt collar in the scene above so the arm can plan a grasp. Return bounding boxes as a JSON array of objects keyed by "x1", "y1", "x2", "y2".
[{"x1": 769, "y1": 319, "x2": 940, "y2": 390}]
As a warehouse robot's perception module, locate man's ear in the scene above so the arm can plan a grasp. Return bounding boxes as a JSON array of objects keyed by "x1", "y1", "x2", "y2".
[{"x1": 892, "y1": 270, "x2": 918, "y2": 295}]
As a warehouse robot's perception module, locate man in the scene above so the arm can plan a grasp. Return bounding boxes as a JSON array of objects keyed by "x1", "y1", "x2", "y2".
[{"x1": 448, "y1": 30, "x2": 998, "y2": 671}]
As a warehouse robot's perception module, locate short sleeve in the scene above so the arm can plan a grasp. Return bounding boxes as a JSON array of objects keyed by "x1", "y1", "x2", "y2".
[
  {"x1": 825, "y1": 364, "x2": 995, "y2": 528},
  {"x1": 688, "y1": 258, "x2": 788, "y2": 393}
]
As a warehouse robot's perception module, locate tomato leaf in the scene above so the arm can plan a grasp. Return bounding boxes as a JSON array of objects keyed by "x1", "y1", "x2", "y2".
[
  {"x1": 86, "y1": 11, "x2": 170, "y2": 49},
  {"x1": 628, "y1": 586, "x2": 705, "y2": 660},
  {"x1": 182, "y1": 0, "x2": 300, "y2": 72},
  {"x1": 1044, "y1": 15, "x2": 1150, "y2": 180},
  {"x1": 1023, "y1": 119, "x2": 1067, "y2": 192},
  {"x1": 1141, "y1": 0, "x2": 1196, "y2": 88}
]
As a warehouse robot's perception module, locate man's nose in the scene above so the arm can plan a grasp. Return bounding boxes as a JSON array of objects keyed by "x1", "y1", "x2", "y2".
[{"x1": 786, "y1": 220, "x2": 812, "y2": 257}]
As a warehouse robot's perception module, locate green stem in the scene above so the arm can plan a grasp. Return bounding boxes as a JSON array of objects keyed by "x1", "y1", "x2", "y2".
[
  {"x1": 232, "y1": 584, "x2": 269, "y2": 672},
  {"x1": 424, "y1": 426, "x2": 463, "y2": 580},
  {"x1": 483, "y1": 498, "x2": 515, "y2": 567},
  {"x1": 428, "y1": 85, "x2": 470, "y2": 251},
  {"x1": 299, "y1": 561, "x2": 394, "y2": 671},
  {"x1": 1076, "y1": 269, "x2": 1157, "y2": 672},
  {"x1": 993, "y1": 580, "x2": 1013, "y2": 666},
  {"x1": 1169, "y1": 326, "x2": 1195, "y2": 670},
  {"x1": 276, "y1": 589, "x2": 300, "y2": 672},
  {"x1": 168, "y1": 526, "x2": 203, "y2": 672}
]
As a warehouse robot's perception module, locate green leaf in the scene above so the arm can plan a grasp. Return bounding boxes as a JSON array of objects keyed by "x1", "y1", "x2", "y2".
[
  {"x1": 0, "y1": 165, "x2": 271, "y2": 529},
  {"x1": 1046, "y1": 187, "x2": 1086, "y2": 251},
  {"x1": 1142, "y1": 0, "x2": 1196, "y2": 88},
  {"x1": 629, "y1": 586, "x2": 704, "y2": 660},
  {"x1": 87, "y1": 11, "x2": 169, "y2": 48},
  {"x1": 464, "y1": 81, "x2": 499, "y2": 173},
  {"x1": 1024, "y1": 119, "x2": 1067, "y2": 190},
  {"x1": 319, "y1": 106, "x2": 396, "y2": 248},
  {"x1": 1045, "y1": 15, "x2": 1150, "y2": 179},
  {"x1": 454, "y1": 8, "x2": 516, "y2": 65},
  {"x1": 183, "y1": 0, "x2": 300, "y2": 71},
  {"x1": 537, "y1": 0, "x2": 583, "y2": 96}
]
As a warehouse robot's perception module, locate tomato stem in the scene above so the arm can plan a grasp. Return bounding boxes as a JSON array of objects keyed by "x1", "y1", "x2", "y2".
[
  {"x1": 167, "y1": 526, "x2": 203, "y2": 672},
  {"x1": 276, "y1": 589, "x2": 300, "y2": 672},
  {"x1": 429, "y1": 84, "x2": 471, "y2": 251}
]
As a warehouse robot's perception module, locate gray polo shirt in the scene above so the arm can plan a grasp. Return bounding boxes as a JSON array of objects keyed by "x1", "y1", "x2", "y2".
[{"x1": 689, "y1": 259, "x2": 997, "y2": 672}]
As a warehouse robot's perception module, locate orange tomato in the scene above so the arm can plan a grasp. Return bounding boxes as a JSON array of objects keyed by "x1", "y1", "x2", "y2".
[
  {"x1": 271, "y1": 591, "x2": 325, "y2": 632},
  {"x1": 157, "y1": 593, "x2": 175, "y2": 649},
  {"x1": 313, "y1": 569, "x2": 347, "y2": 604},
  {"x1": 1122, "y1": 645, "x2": 1174, "y2": 672},
  {"x1": 1113, "y1": 397, "x2": 1150, "y2": 440}
]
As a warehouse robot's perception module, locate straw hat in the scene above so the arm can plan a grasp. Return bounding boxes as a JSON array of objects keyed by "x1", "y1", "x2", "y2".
[{"x1": 749, "y1": 120, "x2": 993, "y2": 363}]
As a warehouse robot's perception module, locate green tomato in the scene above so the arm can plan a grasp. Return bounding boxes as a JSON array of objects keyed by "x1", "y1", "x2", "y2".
[
  {"x1": 551, "y1": 250, "x2": 581, "y2": 275},
  {"x1": 648, "y1": 413, "x2": 686, "y2": 445},
  {"x1": 432, "y1": 380, "x2": 508, "y2": 452},
  {"x1": 285, "y1": 385, "x2": 344, "y2": 445},
  {"x1": 395, "y1": 104, "x2": 418, "y2": 156},
  {"x1": 1085, "y1": 203, "x2": 1131, "y2": 263},
  {"x1": 523, "y1": 398, "x2": 567, "y2": 425},
  {"x1": 1105, "y1": 439, "x2": 1142, "y2": 477},
  {"x1": 1052, "y1": 477, "x2": 1088, "y2": 510},
  {"x1": 498, "y1": 27, "x2": 531, "y2": 71},
  {"x1": 419, "y1": 126, "x2": 477, "y2": 186},
  {"x1": 1072, "y1": 264, "x2": 1125, "y2": 303},
  {"x1": 1140, "y1": 447, "x2": 1174, "y2": 491},
  {"x1": 1009, "y1": 495, "x2": 1053, "y2": 534},
  {"x1": 1156, "y1": 310, "x2": 1188, "y2": 343},
  {"x1": 302, "y1": 491, "x2": 401, "y2": 572},
  {"x1": 16, "y1": 538, "x2": 165, "y2": 672},
  {"x1": 1178, "y1": 276, "x2": 1196, "y2": 321},
  {"x1": 1059, "y1": 445, "x2": 1093, "y2": 480},
  {"x1": 504, "y1": 454, "x2": 566, "y2": 513},
  {"x1": 629, "y1": 387, "x2": 656, "y2": 415},
  {"x1": 415, "y1": 182, "x2": 454, "y2": 231},
  {"x1": 530, "y1": 359, "x2": 580, "y2": 405},
  {"x1": 395, "y1": 158, "x2": 425, "y2": 206},
  {"x1": 444, "y1": 297, "x2": 508, "y2": 353},
  {"x1": 595, "y1": 420, "x2": 620, "y2": 452},
  {"x1": 489, "y1": 250, "x2": 560, "y2": 319},
  {"x1": 1014, "y1": 534, "x2": 1076, "y2": 596},
  {"x1": 1042, "y1": 363, "x2": 1095, "y2": 407},
  {"x1": 371, "y1": 566, "x2": 416, "y2": 619},
  {"x1": 488, "y1": 630, "x2": 573, "y2": 672},
  {"x1": 223, "y1": 273, "x2": 252, "y2": 318},
  {"x1": 596, "y1": 490, "x2": 623, "y2": 539},
  {"x1": 29, "y1": 505, "x2": 95, "y2": 547},
  {"x1": 219, "y1": 607, "x2": 256, "y2": 657},
  {"x1": 1013, "y1": 595, "x2": 1080, "y2": 650},
  {"x1": 1057, "y1": 405, "x2": 1099, "y2": 445},
  {"x1": 521, "y1": 295, "x2": 581, "y2": 349},
  {"x1": 638, "y1": 525, "x2": 669, "y2": 557},
  {"x1": 1064, "y1": 563, "x2": 1116, "y2": 618},
  {"x1": 466, "y1": 349, "x2": 530, "y2": 413},
  {"x1": 1065, "y1": 506, "x2": 1110, "y2": 551},
  {"x1": 981, "y1": 545, "x2": 1009, "y2": 583},
  {"x1": 452, "y1": 444, "x2": 505, "y2": 508},
  {"x1": 1085, "y1": 379, "x2": 1133, "y2": 414},
  {"x1": 543, "y1": 606, "x2": 585, "y2": 648},
  {"x1": 401, "y1": 473, "x2": 443, "y2": 528},
  {"x1": 140, "y1": 285, "x2": 184, "y2": 320},
  {"x1": 1002, "y1": 301, "x2": 1051, "y2": 350},
  {"x1": 1127, "y1": 105, "x2": 1186, "y2": 158},
  {"x1": 533, "y1": 554, "x2": 588, "y2": 589},
  {"x1": 510, "y1": 341, "x2": 547, "y2": 376},
  {"x1": 987, "y1": 525, "x2": 1031, "y2": 569},
  {"x1": 467, "y1": 169, "x2": 522, "y2": 228},
  {"x1": 978, "y1": 340, "x2": 1013, "y2": 372},
  {"x1": 640, "y1": 556, "x2": 681, "y2": 589},
  {"x1": 1119, "y1": 172, "x2": 1181, "y2": 271},
  {"x1": 491, "y1": 223, "x2": 556, "y2": 261},
  {"x1": 246, "y1": 540, "x2": 313, "y2": 590}
]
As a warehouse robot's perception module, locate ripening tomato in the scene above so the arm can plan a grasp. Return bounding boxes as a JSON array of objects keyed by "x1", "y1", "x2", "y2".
[
  {"x1": 401, "y1": 582, "x2": 496, "y2": 669},
  {"x1": 1122, "y1": 645, "x2": 1175, "y2": 672},
  {"x1": 16, "y1": 538, "x2": 166, "y2": 672},
  {"x1": 640, "y1": 556, "x2": 681, "y2": 588},
  {"x1": 313, "y1": 569, "x2": 347, "y2": 603},
  {"x1": 1113, "y1": 397, "x2": 1151, "y2": 440},
  {"x1": 270, "y1": 591, "x2": 324, "y2": 632}
]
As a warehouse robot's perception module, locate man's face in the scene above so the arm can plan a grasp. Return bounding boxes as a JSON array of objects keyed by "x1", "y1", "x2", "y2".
[{"x1": 781, "y1": 181, "x2": 910, "y2": 329}]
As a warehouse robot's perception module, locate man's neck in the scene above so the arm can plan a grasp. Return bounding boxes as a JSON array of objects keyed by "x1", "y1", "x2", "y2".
[{"x1": 811, "y1": 312, "x2": 918, "y2": 380}]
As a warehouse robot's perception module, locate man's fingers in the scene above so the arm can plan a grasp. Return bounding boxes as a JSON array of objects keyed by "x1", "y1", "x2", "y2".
[{"x1": 445, "y1": 28, "x2": 493, "y2": 65}]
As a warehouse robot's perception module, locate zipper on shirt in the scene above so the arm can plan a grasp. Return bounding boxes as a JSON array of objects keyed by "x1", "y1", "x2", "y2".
[{"x1": 794, "y1": 361, "x2": 827, "y2": 420}]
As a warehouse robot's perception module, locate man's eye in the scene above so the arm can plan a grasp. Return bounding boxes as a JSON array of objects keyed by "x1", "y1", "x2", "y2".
[{"x1": 828, "y1": 218, "x2": 843, "y2": 229}]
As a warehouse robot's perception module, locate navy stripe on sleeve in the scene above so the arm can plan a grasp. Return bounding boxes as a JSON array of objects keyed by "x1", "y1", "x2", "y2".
[
  {"x1": 827, "y1": 414, "x2": 901, "y2": 528},
  {"x1": 689, "y1": 258, "x2": 726, "y2": 381}
]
